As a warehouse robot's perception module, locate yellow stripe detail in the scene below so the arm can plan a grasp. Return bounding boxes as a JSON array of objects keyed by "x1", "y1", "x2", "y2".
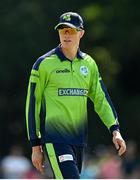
[{"x1": 45, "y1": 143, "x2": 63, "y2": 179}]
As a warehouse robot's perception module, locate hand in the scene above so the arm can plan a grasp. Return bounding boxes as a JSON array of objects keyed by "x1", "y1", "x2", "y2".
[
  {"x1": 32, "y1": 146, "x2": 45, "y2": 175},
  {"x1": 112, "y1": 130, "x2": 126, "y2": 156}
]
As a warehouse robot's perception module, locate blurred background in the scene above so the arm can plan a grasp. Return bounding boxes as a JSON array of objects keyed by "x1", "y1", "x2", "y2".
[{"x1": 0, "y1": 0, "x2": 140, "y2": 178}]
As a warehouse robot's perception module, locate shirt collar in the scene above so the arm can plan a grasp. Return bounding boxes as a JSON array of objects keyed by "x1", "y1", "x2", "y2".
[{"x1": 55, "y1": 44, "x2": 86, "y2": 61}]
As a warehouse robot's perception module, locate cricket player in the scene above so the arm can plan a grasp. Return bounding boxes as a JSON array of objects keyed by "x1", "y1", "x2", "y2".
[{"x1": 26, "y1": 12, "x2": 126, "y2": 179}]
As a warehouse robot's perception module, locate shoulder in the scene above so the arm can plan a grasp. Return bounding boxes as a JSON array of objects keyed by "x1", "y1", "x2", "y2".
[
  {"x1": 83, "y1": 53, "x2": 98, "y2": 68},
  {"x1": 32, "y1": 48, "x2": 56, "y2": 70}
]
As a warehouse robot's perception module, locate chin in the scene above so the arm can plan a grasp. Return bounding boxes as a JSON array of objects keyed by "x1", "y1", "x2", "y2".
[{"x1": 62, "y1": 43, "x2": 73, "y2": 48}]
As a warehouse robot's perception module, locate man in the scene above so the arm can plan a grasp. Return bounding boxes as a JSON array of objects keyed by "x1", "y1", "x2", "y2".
[{"x1": 26, "y1": 12, "x2": 126, "y2": 179}]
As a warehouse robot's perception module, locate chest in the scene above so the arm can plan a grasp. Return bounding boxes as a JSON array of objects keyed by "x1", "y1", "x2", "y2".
[{"x1": 47, "y1": 61, "x2": 91, "y2": 89}]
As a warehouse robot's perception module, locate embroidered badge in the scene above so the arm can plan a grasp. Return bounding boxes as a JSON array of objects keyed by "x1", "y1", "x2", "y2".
[
  {"x1": 63, "y1": 14, "x2": 71, "y2": 21},
  {"x1": 80, "y1": 66, "x2": 89, "y2": 76}
]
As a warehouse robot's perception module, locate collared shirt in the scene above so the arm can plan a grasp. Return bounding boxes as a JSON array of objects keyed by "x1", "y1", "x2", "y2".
[{"x1": 26, "y1": 45, "x2": 118, "y2": 147}]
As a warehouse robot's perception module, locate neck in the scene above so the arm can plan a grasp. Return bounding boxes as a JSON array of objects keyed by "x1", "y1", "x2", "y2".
[{"x1": 61, "y1": 45, "x2": 78, "y2": 61}]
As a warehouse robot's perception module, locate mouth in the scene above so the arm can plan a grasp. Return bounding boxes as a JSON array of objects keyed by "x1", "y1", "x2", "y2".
[{"x1": 64, "y1": 40, "x2": 71, "y2": 43}]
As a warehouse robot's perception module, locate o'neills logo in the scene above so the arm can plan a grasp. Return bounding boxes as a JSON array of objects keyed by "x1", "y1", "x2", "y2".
[
  {"x1": 56, "y1": 69, "x2": 70, "y2": 73},
  {"x1": 58, "y1": 88, "x2": 88, "y2": 96}
]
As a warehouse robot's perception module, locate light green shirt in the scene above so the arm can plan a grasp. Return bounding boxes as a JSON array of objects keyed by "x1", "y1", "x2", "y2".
[{"x1": 26, "y1": 45, "x2": 118, "y2": 146}]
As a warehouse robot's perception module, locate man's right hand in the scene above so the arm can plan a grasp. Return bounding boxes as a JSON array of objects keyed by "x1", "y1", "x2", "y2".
[{"x1": 32, "y1": 146, "x2": 45, "y2": 175}]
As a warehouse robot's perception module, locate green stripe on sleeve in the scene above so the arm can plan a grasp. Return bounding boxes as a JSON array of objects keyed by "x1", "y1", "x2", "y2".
[
  {"x1": 31, "y1": 69, "x2": 39, "y2": 76},
  {"x1": 25, "y1": 83, "x2": 30, "y2": 140},
  {"x1": 29, "y1": 69, "x2": 40, "y2": 83},
  {"x1": 45, "y1": 143, "x2": 63, "y2": 179}
]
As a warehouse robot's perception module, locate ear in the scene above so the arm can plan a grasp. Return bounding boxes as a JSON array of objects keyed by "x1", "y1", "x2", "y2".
[{"x1": 79, "y1": 30, "x2": 85, "y2": 38}]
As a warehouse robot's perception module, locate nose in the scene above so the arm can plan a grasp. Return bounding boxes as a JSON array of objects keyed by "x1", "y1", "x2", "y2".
[{"x1": 64, "y1": 30, "x2": 69, "y2": 34}]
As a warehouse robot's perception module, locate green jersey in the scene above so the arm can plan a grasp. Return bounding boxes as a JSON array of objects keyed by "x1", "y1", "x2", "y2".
[{"x1": 26, "y1": 45, "x2": 119, "y2": 147}]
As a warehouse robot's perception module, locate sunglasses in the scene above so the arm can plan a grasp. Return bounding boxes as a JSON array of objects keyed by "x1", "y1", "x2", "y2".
[{"x1": 58, "y1": 28, "x2": 81, "y2": 35}]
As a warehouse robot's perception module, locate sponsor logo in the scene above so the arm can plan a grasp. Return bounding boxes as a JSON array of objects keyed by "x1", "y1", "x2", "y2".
[
  {"x1": 56, "y1": 69, "x2": 70, "y2": 73},
  {"x1": 58, "y1": 88, "x2": 88, "y2": 96},
  {"x1": 80, "y1": 66, "x2": 89, "y2": 76},
  {"x1": 59, "y1": 154, "x2": 73, "y2": 163}
]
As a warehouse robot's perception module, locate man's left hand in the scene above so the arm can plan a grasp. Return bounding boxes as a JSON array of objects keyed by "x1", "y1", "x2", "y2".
[{"x1": 112, "y1": 130, "x2": 126, "y2": 156}]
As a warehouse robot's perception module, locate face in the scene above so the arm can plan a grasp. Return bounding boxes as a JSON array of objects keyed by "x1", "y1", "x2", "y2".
[{"x1": 58, "y1": 27, "x2": 84, "y2": 49}]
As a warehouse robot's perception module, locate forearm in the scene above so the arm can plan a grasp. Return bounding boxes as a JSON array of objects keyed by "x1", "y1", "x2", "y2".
[{"x1": 26, "y1": 80, "x2": 42, "y2": 145}]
